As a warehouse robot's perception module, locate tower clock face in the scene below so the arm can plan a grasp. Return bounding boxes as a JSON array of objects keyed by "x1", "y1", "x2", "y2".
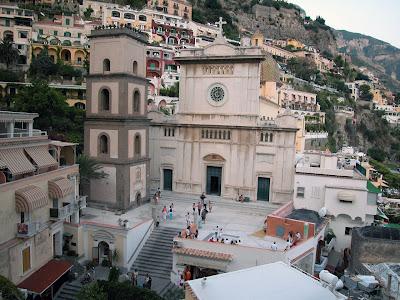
[{"x1": 207, "y1": 84, "x2": 227, "y2": 106}]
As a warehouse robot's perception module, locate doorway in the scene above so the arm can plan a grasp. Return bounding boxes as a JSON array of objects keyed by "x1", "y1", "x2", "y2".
[
  {"x1": 53, "y1": 231, "x2": 62, "y2": 257},
  {"x1": 98, "y1": 241, "x2": 110, "y2": 265},
  {"x1": 257, "y1": 177, "x2": 270, "y2": 201},
  {"x1": 163, "y1": 169, "x2": 173, "y2": 191},
  {"x1": 206, "y1": 166, "x2": 222, "y2": 196}
]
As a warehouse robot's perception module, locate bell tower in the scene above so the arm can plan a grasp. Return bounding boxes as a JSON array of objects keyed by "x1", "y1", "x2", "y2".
[{"x1": 84, "y1": 27, "x2": 150, "y2": 210}]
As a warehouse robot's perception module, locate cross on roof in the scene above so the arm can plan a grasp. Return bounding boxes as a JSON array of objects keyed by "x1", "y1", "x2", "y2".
[{"x1": 215, "y1": 17, "x2": 227, "y2": 37}]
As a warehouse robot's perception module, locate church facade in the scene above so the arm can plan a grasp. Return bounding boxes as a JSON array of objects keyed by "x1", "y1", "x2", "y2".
[{"x1": 149, "y1": 35, "x2": 298, "y2": 204}]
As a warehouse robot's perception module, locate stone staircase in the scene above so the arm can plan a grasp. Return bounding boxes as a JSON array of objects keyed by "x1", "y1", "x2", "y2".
[
  {"x1": 157, "y1": 190, "x2": 279, "y2": 216},
  {"x1": 131, "y1": 226, "x2": 180, "y2": 296},
  {"x1": 54, "y1": 281, "x2": 82, "y2": 300}
]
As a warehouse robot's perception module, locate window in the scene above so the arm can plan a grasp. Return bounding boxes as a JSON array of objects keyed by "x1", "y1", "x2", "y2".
[
  {"x1": 133, "y1": 90, "x2": 140, "y2": 113},
  {"x1": 297, "y1": 187, "x2": 305, "y2": 198},
  {"x1": 134, "y1": 134, "x2": 141, "y2": 157},
  {"x1": 124, "y1": 13, "x2": 135, "y2": 20},
  {"x1": 132, "y1": 61, "x2": 138, "y2": 74},
  {"x1": 22, "y1": 246, "x2": 31, "y2": 273},
  {"x1": 54, "y1": 30, "x2": 58, "y2": 36},
  {"x1": 112, "y1": 11, "x2": 121, "y2": 18},
  {"x1": 139, "y1": 15, "x2": 147, "y2": 22},
  {"x1": 100, "y1": 89, "x2": 110, "y2": 111},
  {"x1": 78, "y1": 33, "x2": 81, "y2": 38},
  {"x1": 269, "y1": 133, "x2": 273, "y2": 142},
  {"x1": 19, "y1": 31, "x2": 28, "y2": 38},
  {"x1": 38, "y1": 28, "x2": 43, "y2": 35},
  {"x1": 65, "y1": 18, "x2": 70, "y2": 26},
  {"x1": 99, "y1": 135, "x2": 109, "y2": 154},
  {"x1": 64, "y1": 31, "x2": 71, "y2": 37},
  {"x1": 103, "y1": 59, "x2": 110, "y2": 72},
  {"x1": 5, "y1": 19, "x2": 11, "y2": 27},
  {"x1": 345, "y1": 227, "x2": 352, "y2": 235}
]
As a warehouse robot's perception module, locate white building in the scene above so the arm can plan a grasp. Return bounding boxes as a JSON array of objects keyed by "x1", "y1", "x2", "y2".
[
  {"x1": 185, "y1": 262, "x2": 346, "y2": 300},
  {"x1": 148, "y1": 32, "x2": 298, "y2": 203},
  {"x1": 294, "y1": 151, "x2": 378, "y2": 251}
]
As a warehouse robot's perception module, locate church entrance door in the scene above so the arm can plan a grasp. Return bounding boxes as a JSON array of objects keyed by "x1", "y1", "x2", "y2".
[
  {"x1": 163, "y1": 169, "x2": 173, "y2": 191},
  {"x1": 257, "y1": 177, "x2": 270, "y2": 201},
  {"x1": 206, "y1": 166, "x2": 222, "y2": 196}
]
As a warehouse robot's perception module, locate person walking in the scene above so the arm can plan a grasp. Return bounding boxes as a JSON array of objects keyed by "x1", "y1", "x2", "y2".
[
  {"x1": 201, "y1": 208, "x2": 208, "y2": 224},
  {"x1": 157, "y1": 187, "x2": 161, "y2": 198},
  {"x1": 197, "y1": 201, "x2": 202, "y2": 216},
  {"x1": 133, "y1": 269, "x2": 138, "y2": 286},
  {"x1": 186, "y1": 212, "x2": 191, "y2": 227},
  {"x1": 200, "y1": 192, "x2": 206, "y2": 206},
  {"x1": 144, "y1": 273, "x2": 150, "y2": 288},
  {"x1": 162, "y1": 206, "x2": 167, "y2": 221},
  {"x1": 169, "y1": 205, "x2": 173, "y2": 220}
]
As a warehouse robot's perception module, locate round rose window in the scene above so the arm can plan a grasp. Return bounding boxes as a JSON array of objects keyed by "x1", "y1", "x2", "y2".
[{"x1": 210, "y1": 86, "x2": 225, "y2": 102}]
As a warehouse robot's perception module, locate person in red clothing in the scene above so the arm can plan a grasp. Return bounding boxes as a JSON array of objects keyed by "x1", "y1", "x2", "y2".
[{"x1": 185, "y1": 268, "x2": 192, "y2": 281}]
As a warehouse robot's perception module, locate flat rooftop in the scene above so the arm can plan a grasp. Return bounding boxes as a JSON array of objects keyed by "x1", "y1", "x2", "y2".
[
  {"x1": 287, "y1": 208, "x2": 324, "y2": 228},
  {"x1": 187, "y1": 262, "x2": 341, "y2": 300}
]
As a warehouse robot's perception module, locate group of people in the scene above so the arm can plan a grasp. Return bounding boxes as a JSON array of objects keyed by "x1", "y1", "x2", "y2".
[
  {"x1": 130, "y1": 269, "x2": 152, "y2": 289},
  {"x1": 161, "y1": 203, "x2": 174, "y2": 221},
  {"x1": 152, "y1": 188, "x2": 161, "y2": 204},
  {"x1": 270, "y1": 231, "x2": 302, "y2": 251}
]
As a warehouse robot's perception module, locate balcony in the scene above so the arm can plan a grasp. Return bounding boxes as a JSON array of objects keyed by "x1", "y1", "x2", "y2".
[
  {"x1": 50, "y1": 203, "x2": 77, "y2": 220},
  {"x1": 0, "y1": 129, "x2": 47, "y2": 139},
  {"x1": 17, "y1": 221, "x2": 43, "y2": 238}
]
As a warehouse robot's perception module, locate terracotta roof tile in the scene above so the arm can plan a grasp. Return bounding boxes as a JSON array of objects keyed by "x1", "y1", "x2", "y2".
[{"x1": 172, "y1": 247, "x2": 233, "y2": 261}]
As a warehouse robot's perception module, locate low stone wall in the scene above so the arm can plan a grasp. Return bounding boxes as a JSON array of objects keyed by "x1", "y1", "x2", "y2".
[{"x1": 350, "y1": 226, "x2": 400, "y2": 273}]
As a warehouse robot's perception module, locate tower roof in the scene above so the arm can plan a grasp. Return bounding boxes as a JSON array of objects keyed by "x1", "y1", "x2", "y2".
[{"x1": 89, "y1": 26, "x2": 148, "y2": 44}]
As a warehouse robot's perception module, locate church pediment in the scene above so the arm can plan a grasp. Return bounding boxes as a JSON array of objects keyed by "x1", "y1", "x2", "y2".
[
  {"x1": 203, "y1": 153, "x2": 225, "y2": 162},
  {"x1": 203, "y1": 43, "x2": 236, "y2": 56}
]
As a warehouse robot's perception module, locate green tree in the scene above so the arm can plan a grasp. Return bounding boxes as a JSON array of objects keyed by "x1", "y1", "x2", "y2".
[
  {"x1": 29, "y1": 48, "x2": 59, "y2": 79},
  {"x1": 0, "y1": 275, "x2": 24, "y2": 300},
  {"x1": 13, "y1": 80, "x2": 70, "y2": 134},
  {"x1": 98, "y1": 281, "x2": 162, "y2": 300},
  {"x1": 77, "y1": 155, "x2": 108, "y2": 187},
  {"x1": 159, "y1": 82, "x2": 179, "y2": 97},
  {"x1": 125, "y1": 0, "x2": 146, "y2": 9},
  {"x1": 83, "y1": 7, "x2": 94, "y2": 19},
  {"x1": 78, "y1": 282, "x2": 107, "y2": 300},
  {"x1": 334, "y1": 55, "x2": 344, "y2": 68},
  {"x1": 394, "y1": 92, "x2": 400, "y2": 105},
  {"x1": 108, "y1": 266, "x2": 120, "y2": 282},
  {"x1": 0, "y1": 39, "x2": 20, "y2": 69},
  {"x1": 287, "y1": 57, "x2": 319, "y2": 81},
  {"x1": 359, "y1": 84, "x2": 373, "y2": 101}
]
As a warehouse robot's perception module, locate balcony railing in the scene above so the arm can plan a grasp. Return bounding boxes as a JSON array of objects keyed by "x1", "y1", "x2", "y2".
[
  {"x1": 17, "y1": 221, "x2": 42, "y2": 238},
  {"x1": 0, "y1": 130, "x2": 47, "y2": 139},
  {"x1": 50, "y1": 203, "x2": 78, "y2": 220}
]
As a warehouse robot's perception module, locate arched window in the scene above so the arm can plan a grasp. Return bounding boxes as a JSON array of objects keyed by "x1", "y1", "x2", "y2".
[
  {"x1": 100, "y1": 89, "x2": 110, "y2": 111},
  {"x1": 124, "y1": 13, "x2": 135, "y2": 20},
  {"x1": 223, "y1": 131, "x2": 226, "y2": 139},
  {"x1": 139, "y1": 15, "x2": 147, "y2": 21},
  {"x1": 99, "y1": 135, "x2": 109, "y2": 154},
  {"x1": 269, "y1": 133, "x2": 273, "y2": 142},
  {"x1": 260, "y1": 132, "x2": 264, "y2": 142},
  {"x1": 133, "y1": 61, "x2": 138, "y2": 74},
  {"x1": 133, "y1": 90, "x2": 140, "y2": 113},
  {"x1": 134, "y1": 134, "x2": 141, "y2": 157},
  {"x1": 64, "y1": 32, "x2": 71, "y2": 37},
  {"x1": 103, "y1": 58, "x2": 110, "y2": 72}
]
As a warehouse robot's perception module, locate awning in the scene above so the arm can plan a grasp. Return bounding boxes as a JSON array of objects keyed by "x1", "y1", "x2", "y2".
[
  {"x1": 48, "y1": 177, "x2": 74, "y2": 199},
  {"x1": 337, "y1": 191, "x2": 355, "y2": 202},
  {"x1": 172, "y1": 247, "x2": 233, "y2": 261},
  {"x1": 0, "y1": 158, "x2": 6, "y2": 169},
  {"x1": 367, "y1": 181, "x2": 381, "y2": 194},
  {"x1": 377, "y1": 207, "x2": 389, "y2": 220},
  {"x1": 15, "y1": 185, "x2": 48, "y2": 213},
  {"x1": 24, "y1": 146, "x2": 58, "y2": 169},
  {"x1": 0, "y1": 148, "x2": 36, "y2": 176},
  {"x1": 17, "y1": 259, "x2": 72, "y2": 295}
]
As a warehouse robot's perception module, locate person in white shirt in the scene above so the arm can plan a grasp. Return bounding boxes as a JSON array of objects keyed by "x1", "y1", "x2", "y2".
[{"x1": 271, "y1": 241, "x2": 278, "y2": 251}]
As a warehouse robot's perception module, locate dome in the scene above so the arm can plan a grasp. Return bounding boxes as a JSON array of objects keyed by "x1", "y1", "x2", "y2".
[{"x1": 260, "y1": 54, "x2": 281, "y2": 83}]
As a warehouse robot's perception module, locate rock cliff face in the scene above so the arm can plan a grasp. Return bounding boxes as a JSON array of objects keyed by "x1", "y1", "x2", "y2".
[
  {"x1": 236, "y1": 5, "x2": 337, "y2": 55},
  {"x1": 195, "y1": 0, "x2": 400, "y2": 90},
  {"x1": 335, "y1": 30, "x2": 400, "y2": 90}
]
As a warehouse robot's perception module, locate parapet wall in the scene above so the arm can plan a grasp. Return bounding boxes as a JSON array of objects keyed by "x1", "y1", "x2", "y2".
[{"x1": 350, "y1": 226, "x2": 400, "y2": 273}]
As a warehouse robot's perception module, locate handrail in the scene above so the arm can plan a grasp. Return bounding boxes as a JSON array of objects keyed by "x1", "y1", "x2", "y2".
[{"x1": 127, "y1": 220, "x2": 154, "y2": 265}]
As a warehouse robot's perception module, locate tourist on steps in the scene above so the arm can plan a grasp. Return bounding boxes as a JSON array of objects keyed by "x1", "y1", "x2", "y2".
[
  {"x1": 162, "y1": 206, "x2": 167, "y2": 221},
  {"x1": 200, "y1": 192, "x2": 206, "y2": 205}
]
